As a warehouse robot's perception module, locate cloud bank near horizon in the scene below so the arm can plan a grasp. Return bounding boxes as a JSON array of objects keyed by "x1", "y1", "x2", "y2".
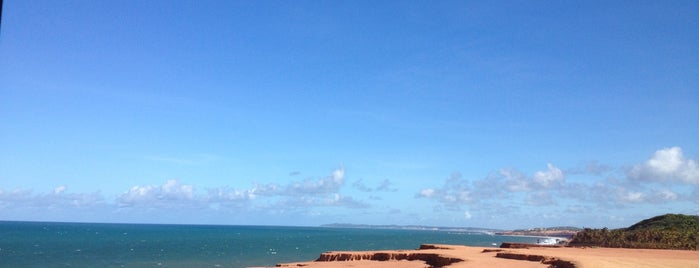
[{"x1": 1, "y1": 147, "x2": 698, "y2": 227}]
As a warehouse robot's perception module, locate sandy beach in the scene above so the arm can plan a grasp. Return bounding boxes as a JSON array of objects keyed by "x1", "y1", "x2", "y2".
[{"x1": 276, "y1": 244, "x2": 699, "y2": 268}]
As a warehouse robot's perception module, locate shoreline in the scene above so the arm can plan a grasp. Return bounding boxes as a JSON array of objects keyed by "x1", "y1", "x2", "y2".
[{"x1": 273, "y1": 243, "x2": 699, "y2": 268}]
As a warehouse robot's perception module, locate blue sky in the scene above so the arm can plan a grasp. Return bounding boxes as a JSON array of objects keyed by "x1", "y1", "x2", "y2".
[{"x1": 1, "y1": 1, "x2": 697, "y2": 229}]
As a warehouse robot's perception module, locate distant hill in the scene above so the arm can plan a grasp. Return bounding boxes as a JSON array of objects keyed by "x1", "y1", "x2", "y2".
[
  {"x1": 512, "y1": 226, "x2": 582, "y2": 232},
  {"x1": 320, "y1": 223, "x2": 501, "y2": 234},
  {"x1": 569, "y1": 214, "x2": 699, "y2": 250},
  {"x1": 496, "y1": 226, "x2": 581, "y2": 239},
  {"x1": 626, "y1": 214, "x2": 699, "y2": 231}
]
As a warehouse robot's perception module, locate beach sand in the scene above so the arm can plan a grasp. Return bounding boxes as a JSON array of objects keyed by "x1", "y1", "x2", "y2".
[{"x1": 276, "y1": 244, "x2": 699, "y2": 268}]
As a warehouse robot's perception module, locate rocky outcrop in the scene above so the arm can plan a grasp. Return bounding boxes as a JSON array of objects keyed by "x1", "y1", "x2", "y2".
[
  {"x1": 277, "y1": 244, "x2": 578, "y2": 268},
  {"x1": 315, "y1": 251, "x2": 463, "y2": 267},
  {"x1": 495, "y1": 252, "x2": 576, "y2": 268},
  {"x1": 418, "y1": 244, "x2": 454, "y2": 250}
]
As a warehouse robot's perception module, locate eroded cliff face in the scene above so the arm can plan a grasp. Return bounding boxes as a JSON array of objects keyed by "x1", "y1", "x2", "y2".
[
  {"x1": 315, "y1": 251, "x2": 462, "y2": 267},
  {"x1": 277, "y1": 244, "x2": 579, "y2": 268},
  {"x1": 494, "y1": 252, "x2": 576, "y2": 268}
]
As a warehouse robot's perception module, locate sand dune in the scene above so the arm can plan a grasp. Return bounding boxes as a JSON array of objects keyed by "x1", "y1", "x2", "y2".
[{"x1": 276, "y1": 244, "x2": 699, "y2": 268}]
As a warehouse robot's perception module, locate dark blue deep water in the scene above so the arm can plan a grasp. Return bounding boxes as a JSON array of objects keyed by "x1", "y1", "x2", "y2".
[{"x1": 0, "y1": 221, "x2": 538, "y2": 267}]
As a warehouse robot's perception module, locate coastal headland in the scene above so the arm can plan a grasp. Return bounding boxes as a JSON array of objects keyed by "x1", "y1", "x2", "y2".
[{"x1": 275, "y1": 243, "x2": 699, "y2": 268}]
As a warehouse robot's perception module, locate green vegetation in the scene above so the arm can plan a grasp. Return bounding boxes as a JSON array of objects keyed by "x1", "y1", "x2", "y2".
[
  {"x1": 626, "y1": 214, "x2": 699, "y2": 231},
  {"x1": 569, "y1": 214, "x2": 699, "y2": 250}
]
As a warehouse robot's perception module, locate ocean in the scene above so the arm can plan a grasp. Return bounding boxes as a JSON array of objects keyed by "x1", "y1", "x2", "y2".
[{"x1": 0, "y1": 221, "x2": 539, "y2": 267}]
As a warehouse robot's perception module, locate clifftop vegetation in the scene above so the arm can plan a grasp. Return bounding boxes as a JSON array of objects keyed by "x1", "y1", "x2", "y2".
[
  {"x1": 626, "y1": 214, "x2": 699, "y2": 231},
  {"x1": 569, "y1": 214, "x2": 699, "y2": 250}
]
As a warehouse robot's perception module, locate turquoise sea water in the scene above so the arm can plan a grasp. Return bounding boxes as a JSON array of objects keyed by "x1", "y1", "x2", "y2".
[{"x1": 0, "y1": 221, "x2": 539, "y2": 267}]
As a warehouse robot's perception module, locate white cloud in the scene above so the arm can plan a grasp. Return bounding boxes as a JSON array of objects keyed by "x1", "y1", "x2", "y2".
[
  {"x1": 112, "y1": 166, "x2": 361, "y2": 211},
  {"x1": 1, "y1": 166, "x2": 369, "y2": 223},
  {"x1": 280, "y1": 193, "x2": 369, "y2": 209},
  {"x1": 161, "y1": 180, "x2": 195, "y2": 200},
  {"x1": 333, "y1": 166, "x2": 345, "y2": 183},
  {"x1": 323, "y1": 193, "x2": 368, "y2": 208},
  {"x1": 285, "y1": 167, "x2": 346, "y2": 195},
  {"x1": 416, "y1": 155, "x2": 699, "y2": 217},
  {"x1": 205, "y1": 166, "x2": 368, "y2": 210},
  {"x1": 206, "y1": 187, "x2": 256, "y2": 202},
  {"x1": 565, "y1": 205, "x2": 590, "y2": 213},
  {"x1": 238, "y1": 169, "x2": 364, "y2": 209},
  {"x1": 626, "y1": 189, "x2": 682, "y2": 204},
  {"x1": 464, "y1": 211, "x2": 472, "y2": 219},
  {"x1": 417, "y1": 165, "x2": 566, "y2": 210},
  {"x1": 478, "y1": 164, "x2": 565, "y2": 196},
  {"x1": 619, "y1": 191, "x2": 644, "y2": 203},
  {"x1": 353, "y1": 179, "x2": 397, "y2": 192},
  {"x1": 118, "y1": 185, "x2": 156, "y2": 206},
  {"x1": 416, "y1": 173, "x2": 478, "y2": 210},
  {"x1": 533, "y1": 163, "x2": 564, "y2": 188},
  {"x1": 658, "y1": 190, "x2": 678, "y2": 200},
  {"x1": 251, "y1": 183, "x2": 279, "y2": 196},
  {"x1": 53, "y1": 185, "x2": 67, "y2": 195},
  {"x1": 526, "y1": 191, "x2": 556, "y2": 206},
  {"x1": 418, "y1": 188, "x2": 435, "y2": 198},
  {"x1": 376, "y1": 179, "x2": 398, "y2": 192},
  {"x1": 352, "y1": 180, "x2": 373, "y2": 192},
  {"x1": 457, "y1": 191, "x2": 471, "y2": 202},
  {"x1": 558, "y1": 180, "x2": 617, "y2": 205},
  {"x1": 629, "y1": 146, "x2": 699, "y2": 184},
  {"x1": 0, "y1": 189, "x2": 34, "y2": 204},
  {"x1": 0, "y1": 187, "x2": 105, "y2": 211},
  {"x1": 566, "y1": 161, "x2": 612, "y2": 175},
  {"x1": 117, "y1": 180, "x2": 199, "y2": 208},
  {"x1": 501, "y1": 168, "x2": 530, "y2": 192}
]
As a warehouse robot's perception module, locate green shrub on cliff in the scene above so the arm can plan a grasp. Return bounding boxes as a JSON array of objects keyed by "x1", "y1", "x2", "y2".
[{"x1": 569, "y1": 214, "x2": 699, "y2": 250}]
